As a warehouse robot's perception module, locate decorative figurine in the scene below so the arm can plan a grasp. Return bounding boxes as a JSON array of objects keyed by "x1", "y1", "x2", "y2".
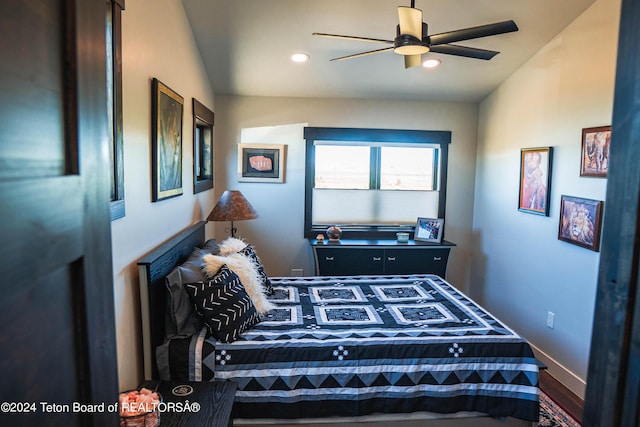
[{"x1": 326, "y1": 225, "x2": 342, "y2": 242}]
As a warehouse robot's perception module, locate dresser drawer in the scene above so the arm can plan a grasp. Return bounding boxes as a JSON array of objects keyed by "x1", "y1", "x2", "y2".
[
  {"x1": 315, "y1": 247, "x2": 385, "y2": 275},
  {"x1": 384, "y1": 248, "x2": 449, "y2": 276}
]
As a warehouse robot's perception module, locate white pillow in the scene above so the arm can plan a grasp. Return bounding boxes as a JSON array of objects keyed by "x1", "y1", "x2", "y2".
[
  {"x1": 201, "y1": 252, "x2": 275, "y2": 315},
  {"x1": 218, "y1": 237, "x2": 248, "y2": 255}
]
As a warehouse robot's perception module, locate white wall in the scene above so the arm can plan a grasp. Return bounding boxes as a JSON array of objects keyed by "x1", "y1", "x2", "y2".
[
  {"x1": 213, "y1": 96, "x2": 479, "y2": 292},
  {"x1": 472, "y1": 0, "x2": 620, "y2": 397},
  {"x1": 111, "y1": 0, "x2": 216, "y2": 391}
]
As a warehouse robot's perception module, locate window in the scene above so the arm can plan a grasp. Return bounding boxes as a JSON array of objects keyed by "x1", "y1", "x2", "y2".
[
  {"x1": 379, "y1": 146, "x2": 436, "y2": 190},
  {"x1": 304, "y1": 127, "x2": 451, "y2": 239},
  {"x1": 315, "y1": 144, "x2": 437, "y2": 191},
  {"x1": 315, "y1": 145, "x2": 370, "y2": 189}
]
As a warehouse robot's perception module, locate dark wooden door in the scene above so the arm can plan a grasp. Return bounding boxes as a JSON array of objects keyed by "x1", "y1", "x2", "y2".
[
  {"x1": 583, "y1": 0, "x2": 640, "y2": 425},
  {"x1": 0, "y1": 1, "x2": 119, "y2": 427}
]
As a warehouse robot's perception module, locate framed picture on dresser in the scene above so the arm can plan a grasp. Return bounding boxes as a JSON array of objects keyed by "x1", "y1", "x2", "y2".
[{"x1": 414, "y1": 217, "x2": 444, "y2": 243}]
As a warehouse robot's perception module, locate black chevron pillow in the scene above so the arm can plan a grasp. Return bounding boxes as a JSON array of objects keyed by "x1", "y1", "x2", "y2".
[{"x1": 184, "y1": 264, "x2": 260, "y2": 343}]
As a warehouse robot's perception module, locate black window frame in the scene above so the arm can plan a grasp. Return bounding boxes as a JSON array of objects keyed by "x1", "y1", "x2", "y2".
[{"x1": 304, "y1": 127, "x2": 451, "y2": 239}]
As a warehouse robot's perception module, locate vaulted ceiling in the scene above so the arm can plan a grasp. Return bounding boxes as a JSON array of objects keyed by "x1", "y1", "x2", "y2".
[{"x1": 181, "y1": 0, "x2": 595, "y2": 103}]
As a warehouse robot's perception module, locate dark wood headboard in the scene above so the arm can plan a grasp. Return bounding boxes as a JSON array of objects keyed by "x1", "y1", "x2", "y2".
[{"x1": 137, "y1": 221, "x2": 206, "y2": 380}]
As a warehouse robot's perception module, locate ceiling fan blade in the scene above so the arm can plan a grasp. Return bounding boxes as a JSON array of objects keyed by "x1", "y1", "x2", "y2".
[
  {"x1": 313, "y1": 32, "x2": 393, "y2": 44},
  {"x1": 404, "y1": 54, "x2": 422, "y2": 68},
  {"x1": 428, "y1": 20, "x2": 518, "y2": 46},
  {"x1": 330, "y1": 47, "x2": 395, "y2": 62},
  {"x1": 397, "y1": 6, "x2": 423, "y2": 38},
  {"x1": 430, "y1": 44, "x2": 499, "y2": 60}
]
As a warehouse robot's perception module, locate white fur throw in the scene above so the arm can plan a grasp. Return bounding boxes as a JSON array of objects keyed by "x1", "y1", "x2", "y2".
[
  {"x1": 201, "y1": 253, "x2": 275, "y2": 314},
  {"x1": 219, "y1": 237, "x2": 248, "y2": 256}
]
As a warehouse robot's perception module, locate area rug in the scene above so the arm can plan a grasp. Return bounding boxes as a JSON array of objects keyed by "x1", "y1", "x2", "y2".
[{"x1": 540, "y1": 390, "x2": 581, "y2": 427}]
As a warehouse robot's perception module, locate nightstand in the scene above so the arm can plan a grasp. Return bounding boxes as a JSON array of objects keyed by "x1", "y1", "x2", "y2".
[{"x1": 140, "y1": 380, "x2": 236, "y2": 427}]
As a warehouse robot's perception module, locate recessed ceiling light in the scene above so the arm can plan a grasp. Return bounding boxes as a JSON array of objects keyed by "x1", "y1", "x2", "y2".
[
  {"x1": 422, "y1": 58, "x2": 441, "y2": 69},
  {"x1": 291, "y1": 52, "x2": 310, "y2": 63}
]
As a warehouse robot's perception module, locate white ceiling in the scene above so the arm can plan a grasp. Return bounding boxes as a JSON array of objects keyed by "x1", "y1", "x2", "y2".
[{"x1": 181, "y1": 0, "x2": 595, "y2": 103}]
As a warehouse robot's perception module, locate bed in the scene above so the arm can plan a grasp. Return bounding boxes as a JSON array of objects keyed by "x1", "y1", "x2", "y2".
[{"x1": 138, "y1": 222, "x2": 539, "y2": 426}]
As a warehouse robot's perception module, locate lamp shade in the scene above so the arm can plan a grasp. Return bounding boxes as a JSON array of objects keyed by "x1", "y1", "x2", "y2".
[{"x1": 207, "y1": 190, "x2": 258, "y2": 222}]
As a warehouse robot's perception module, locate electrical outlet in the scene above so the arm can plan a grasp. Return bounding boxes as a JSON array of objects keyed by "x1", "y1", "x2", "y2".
[
  {"x1": 546, "y1": 311, "x2": 555, "y2": 329},
  {"x1": 291, "y1": 268, "x2": 303, "y2": 277}
]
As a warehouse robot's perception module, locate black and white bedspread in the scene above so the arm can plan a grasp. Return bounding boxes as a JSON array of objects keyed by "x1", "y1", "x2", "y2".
[{"x1": 163, "y1": 274, "x2": 539, "y2": 421}]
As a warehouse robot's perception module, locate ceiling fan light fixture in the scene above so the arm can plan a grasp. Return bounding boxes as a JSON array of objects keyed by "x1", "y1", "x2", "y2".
[
  {"x1": 394, "y1": 44, "x2": 429, "y2": 55},
  {"x1": 291, "y1": 52, "x2": 310, "y2": 63},
  {"x1": 422, "y1": 58, "x2": 441, "y2": 68},
  {"x1": 393, "y1": 35, "x2": 429, "y2": 55}
]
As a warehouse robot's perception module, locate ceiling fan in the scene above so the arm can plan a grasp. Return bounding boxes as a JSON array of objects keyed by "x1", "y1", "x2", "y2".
[{"x1": 312, "y1": 0, "x2": 518, "y2": 68}]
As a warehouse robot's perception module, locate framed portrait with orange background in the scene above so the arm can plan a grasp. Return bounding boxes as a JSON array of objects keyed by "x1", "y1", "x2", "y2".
[{"x1": 518, "y1": 147, "x2": 553, "y2": 216}]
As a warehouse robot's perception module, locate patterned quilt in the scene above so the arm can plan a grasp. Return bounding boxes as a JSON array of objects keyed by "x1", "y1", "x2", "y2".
[{"x1": 165, "y1": 274, "x2": 539, "y2": 421}]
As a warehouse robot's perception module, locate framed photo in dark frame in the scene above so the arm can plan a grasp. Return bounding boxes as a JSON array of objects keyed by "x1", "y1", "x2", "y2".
[
  {"x1": 414, "y1": 217, "x2": 444, "y2": 243},
  {"x1": 108, "y1": 0, "x2": 125, "y2": 219},
  {"x1": 151, "y1": 78, "x2": 184, "y2": 201},
  {"x1": 238, "y1": 143, "x2": 286, "y2": 183},
  {"x1": 518, "y1": 147, "x2": 553, "y2": 216},
  {"x1": 558, "y1": 195, "x2": 604, "y2": 252},
  {"x1": 580, "y1": 125, "x2": 611, "y2": 177},
  {"x1": 192, "y1": 98, "x2": 214, "y2": 194}
]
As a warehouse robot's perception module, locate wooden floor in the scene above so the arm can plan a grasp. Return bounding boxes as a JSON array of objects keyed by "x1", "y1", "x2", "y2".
[{"x1": 539, "y1": 370, "x2": 584, "y2": 423}]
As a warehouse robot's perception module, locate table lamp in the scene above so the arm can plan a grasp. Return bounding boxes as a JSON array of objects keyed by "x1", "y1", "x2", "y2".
[{"x1": 207, "y1": 190, "x2": 258, "y2": 237}]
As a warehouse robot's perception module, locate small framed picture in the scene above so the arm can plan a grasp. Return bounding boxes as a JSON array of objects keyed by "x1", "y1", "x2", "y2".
[
  {"x1": 238, "y1": 143, "x2": 286, "y2": 183},
  {"x1": 192, "y1": 98, "x2": 214, "y2": 194},
  {"x1": 558, "y1": 195, "x2": 604, "y2": 252},
  {"x1": 414, "y1": 217, "x2": 444, "y2": 243},
  {"x1": 518, "y1": 147, "x2": 553, "y2": 216},
  {"x1": 580, "y1": 126, "x2": 611, "y2": 177}
]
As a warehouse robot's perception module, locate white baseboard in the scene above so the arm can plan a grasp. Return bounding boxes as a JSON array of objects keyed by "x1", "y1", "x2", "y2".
[{"x1": 531, "y1": 343, "x2": 586, "y2": 399}]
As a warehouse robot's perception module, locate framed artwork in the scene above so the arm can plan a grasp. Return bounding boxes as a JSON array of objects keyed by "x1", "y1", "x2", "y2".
[
  {"x1": 108, "y1": 0, "x2": 125, "y2": 219},
  {"x1": 238, "y1": 143, "x2": 286, "y2": 183},
  {"x1": 558, "y1": 195, "x2": 604, "y2": 252},
  {"x1": 414, "y1": 217, "x2": 444, "y2": 243},
  {"x1": 580, "y1": 125, "x2": 611, "y2": 177},
  {"x1": 151, "y1": 78, "x2": 184, "y2": 201},
  {"x1": 518, "y1": 147, "x2": 553, "y2": 216},
  {"x1": 192, "y1": 98, "x2": 214, "y2": 194}
]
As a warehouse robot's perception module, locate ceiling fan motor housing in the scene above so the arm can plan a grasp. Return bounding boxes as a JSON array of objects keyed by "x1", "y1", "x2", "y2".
[{"x1": 393, "y1": 22, "x2": 430, "y2": 55}]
